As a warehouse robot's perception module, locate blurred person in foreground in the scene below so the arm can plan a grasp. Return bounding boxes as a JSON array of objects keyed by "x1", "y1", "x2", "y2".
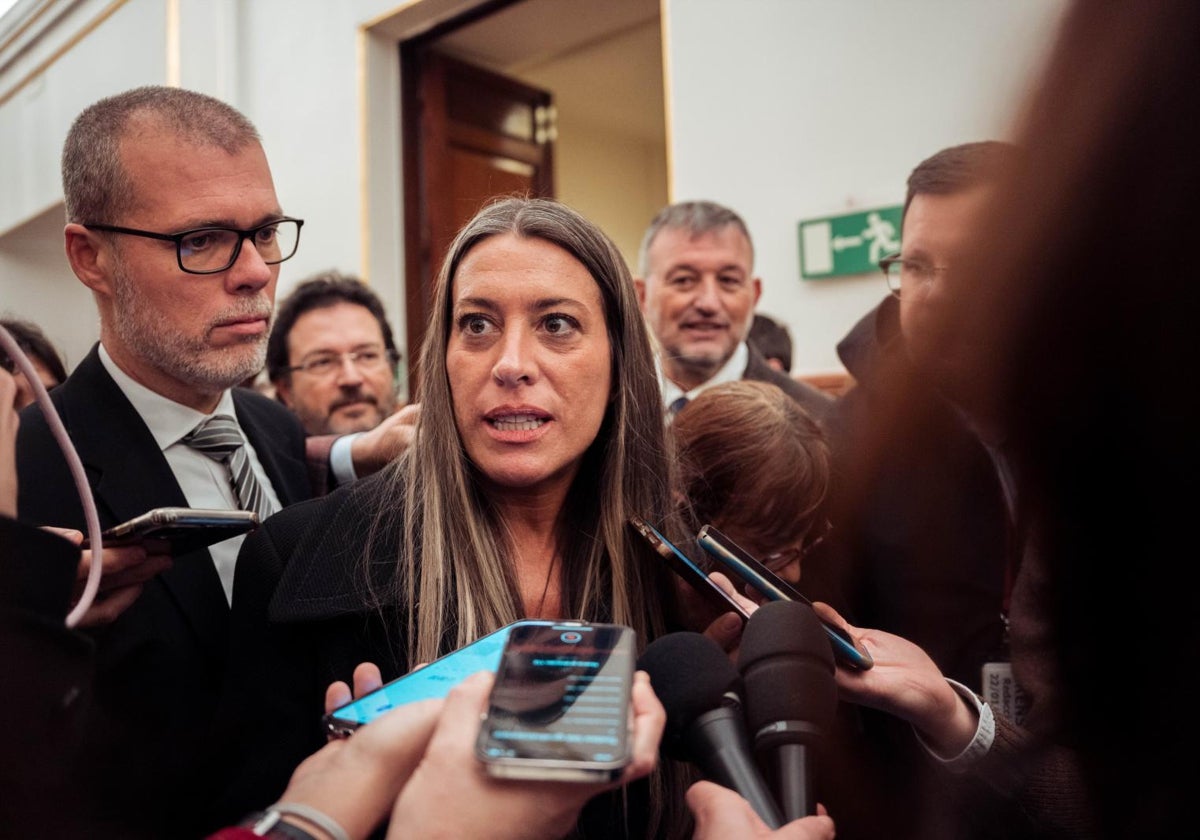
[{"x1": 822, "y1": 2, "x2": 1200, "y2": 838}]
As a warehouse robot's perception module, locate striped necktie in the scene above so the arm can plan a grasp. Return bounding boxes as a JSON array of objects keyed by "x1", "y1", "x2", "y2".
[{"x1": 182, "y1": 414, "x2": 277, "y2": 523}]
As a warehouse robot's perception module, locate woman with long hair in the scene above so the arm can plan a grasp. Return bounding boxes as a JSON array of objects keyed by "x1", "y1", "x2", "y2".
[{"x1": 212, "y1": 197, "x2": 691, "y2": 838}]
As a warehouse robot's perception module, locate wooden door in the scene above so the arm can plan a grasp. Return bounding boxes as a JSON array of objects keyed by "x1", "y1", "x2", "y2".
[{"x1": 402, "y1": 48, "x2": 556, "y2": 388}]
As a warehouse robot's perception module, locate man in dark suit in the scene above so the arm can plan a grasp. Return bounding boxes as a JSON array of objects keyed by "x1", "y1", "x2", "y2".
[
  {"x1": 633, "y1": 200, "x2": 830, "y2": 422},
  {"x1": 16, "y1": 85, "x2": 310, "y2": 839},
  {"x1": 817, "y1": 141, "x2": 1021, "y2": 840}
]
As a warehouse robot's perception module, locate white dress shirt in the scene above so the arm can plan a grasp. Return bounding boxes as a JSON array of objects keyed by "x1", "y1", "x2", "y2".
[
  {"x1": 658, "y1": 341, "x2": 750, "y2": 408},
  {"x1": 98, "y1": 344, "x2": 282, "y2": 604}
]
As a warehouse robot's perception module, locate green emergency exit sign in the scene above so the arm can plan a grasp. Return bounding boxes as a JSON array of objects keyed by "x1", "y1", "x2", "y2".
[{"x1": 799, "y1": 206, "x2": 902, "y2": 279}]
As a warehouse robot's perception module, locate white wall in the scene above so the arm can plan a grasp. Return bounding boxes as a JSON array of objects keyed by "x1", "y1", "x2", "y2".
[
  {"x1": 0, "y1": 204, "x2": 97, "y2": 370},
  {"x1": 2, "y1": 0, "x2": 1069, "y2": 380},
  {"x1": 0, "y1": 0, "x2": 168, "y2": 366},
  {"x1": 664, "y1": 0, "x2": 1069, "y2": 375},
  {"x1": 0, "y1": 0, "x2": 405, "y2": 372},
  {"x1": 548, "y1": 115, "x2": 667, "y2": 272}
]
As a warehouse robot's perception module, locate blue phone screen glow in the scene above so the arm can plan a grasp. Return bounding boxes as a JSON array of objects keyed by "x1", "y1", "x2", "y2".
[{"x1": 330, "y1": 622, "x2": 548, "y2": 725}]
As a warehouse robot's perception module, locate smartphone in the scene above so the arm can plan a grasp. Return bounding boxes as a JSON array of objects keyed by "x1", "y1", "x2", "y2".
[
  {"x1": 323, "y1": 620, "x2": 555, "y2": 737},
  {"x1": 629, "y1": 515, "x2": 751, "y2": 623},
  {"x1": 696, "y1": 524, "x2": 874, "y2": 671},
  {"x1": 475, "y1": 621, "x2": 636, "y2": 782},
  {"x1": 80, "y1": 507, "x2": 259, "y2": 555}
]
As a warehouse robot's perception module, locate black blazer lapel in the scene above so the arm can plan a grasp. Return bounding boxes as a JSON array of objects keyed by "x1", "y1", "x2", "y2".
[{"x1": 44, "y1": 348, "x2": 230, "y2": 658}]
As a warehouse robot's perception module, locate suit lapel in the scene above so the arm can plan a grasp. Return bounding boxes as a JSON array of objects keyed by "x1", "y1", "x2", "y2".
[{"x1": 60, "y1": 349, "x2": 230, "y2": 657}]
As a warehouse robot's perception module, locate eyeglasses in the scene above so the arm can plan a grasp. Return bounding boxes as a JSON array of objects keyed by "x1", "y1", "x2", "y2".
[
  {"x1": 879, "y1": 253, "x2": 950, "y2": 299},
  {"x1": 83, "y1": 217, "x2": 303, "y2": 275},
  {"x1": 284, "y1": 347, "x2": 399, "y2": 378},
  {"x1": 761, "y1": 519, "x2": 832, "y2": 572}
]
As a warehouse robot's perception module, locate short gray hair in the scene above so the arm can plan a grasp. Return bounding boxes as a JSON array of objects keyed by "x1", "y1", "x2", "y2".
[
  {"x1": 62, "y1": 85, "x2": 261, "y2": 223},
  {"x1": 637, "y1": 200, "x2": 754, "y2": 275}
]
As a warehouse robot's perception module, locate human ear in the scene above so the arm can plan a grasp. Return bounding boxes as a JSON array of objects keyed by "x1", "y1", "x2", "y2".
[{"x1": 64, "y1": 224, "x2": 114, "y2": 296}]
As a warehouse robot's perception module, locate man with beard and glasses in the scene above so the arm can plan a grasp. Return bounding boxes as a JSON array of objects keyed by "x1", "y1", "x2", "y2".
[
  {"x1": 267, "y1": 271, "x2": 420, "y2": 491},
  {"x1": 15, "y1": 85, "x2": 312, "y2": 839}
]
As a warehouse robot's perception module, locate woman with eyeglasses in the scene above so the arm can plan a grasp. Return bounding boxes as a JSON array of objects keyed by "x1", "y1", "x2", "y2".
[{"x1": 671, "y1": 380, "x2": 832, "y2": 601}]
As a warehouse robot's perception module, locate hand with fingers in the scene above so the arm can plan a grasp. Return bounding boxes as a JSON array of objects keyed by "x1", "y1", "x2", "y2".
[
  {"x1": 350, "y1": 403, "x2": 421, "y2": 476},
  {"x1": 688, "y1": 781, "x2": 836, "y2": 840},
  {"x1": 258, "y1": 670, "x2": 444, "y2": 840},
  {"x1": 699, "y1": 571, "x2": 758, "y2": 658},
  {"x1": 1, "y1": 370, "x2": 18, "y2": 518},
  {"x1": 41, "y1": 528, "x2": 172, "y2": 627},
  {"x1": 812, "y1": 601, "x2": 981, "y2": 757},
  {"x1": 387, "y1": 669, "x2": 666, "y2": 840}
]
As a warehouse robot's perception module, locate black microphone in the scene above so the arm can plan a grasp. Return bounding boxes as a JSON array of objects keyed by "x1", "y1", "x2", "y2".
[
  {"x1": 738, "y1": 600, "x2": 838, "y2": 821},
  {"x1": 638, "y1": 632, "x2": 784, "y2": 829}
]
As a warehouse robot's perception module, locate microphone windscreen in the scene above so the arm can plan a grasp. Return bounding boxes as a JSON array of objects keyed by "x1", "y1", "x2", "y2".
[
  {"x1": 638, "y1": 631, "x2": 741, "y2": 757},
  {"x1": 738, "y1": 601, "x2": 838, "y2": 734}
]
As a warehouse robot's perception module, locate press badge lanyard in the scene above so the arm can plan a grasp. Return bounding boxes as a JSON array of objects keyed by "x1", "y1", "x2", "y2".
[{"x1": 982, "y1": 438, "x2": 1030, "y2": 725}]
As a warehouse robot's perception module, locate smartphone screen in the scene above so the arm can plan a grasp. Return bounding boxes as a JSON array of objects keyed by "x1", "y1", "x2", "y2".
[
  {"x1": 697, "y1": 524, "x2": 874, "y2": 670},
  {"x1": 475, "y1": 622, "x2": 635, "y2": 781},
  {"x1": 323, "y1": 620, "x2": 553, "y2": 737},
  {"x1": 629, "y1": 515, "x2": 751, "y2": 623}
]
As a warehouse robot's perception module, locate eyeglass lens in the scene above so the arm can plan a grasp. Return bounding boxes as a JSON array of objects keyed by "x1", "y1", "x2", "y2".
[
  {"x1": 179, "y1": 220, "x2": 300, "y2": 272},
  {"x1": 300, "y1": 348, "x2": 392, "y2": 377},
  {"x1": 883, "y1": 260, "x2": 904, "y2": 295}
]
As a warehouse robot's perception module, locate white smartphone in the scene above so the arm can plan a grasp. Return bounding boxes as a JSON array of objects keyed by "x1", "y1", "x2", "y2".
[{"x1": 475, "y1": 621, "x2": 636, "y2": 782}]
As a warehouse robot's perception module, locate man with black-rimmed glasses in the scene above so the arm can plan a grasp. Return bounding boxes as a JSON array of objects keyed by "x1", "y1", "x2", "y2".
[
  {"x1": 820, "y1": 141, "x2": 1025, "y2": 840},
  {"x1": 15, "y1": 85, "x2": 313, "y2": 839}
]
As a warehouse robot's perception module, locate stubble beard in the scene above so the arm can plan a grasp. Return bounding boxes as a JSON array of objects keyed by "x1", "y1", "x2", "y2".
[
  {"x1": 662, "y1": 340, "x2": 730, "y2": 388},
  {"x1": 111, "y1": 260, "x2": 269, "y2": 392}
]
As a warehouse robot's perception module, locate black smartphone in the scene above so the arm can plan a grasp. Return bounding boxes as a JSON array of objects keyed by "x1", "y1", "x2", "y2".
[
  {"x1": 696, "y1": 524, "x2": 874, "y2": 671},
  {"x1": 80, "y1": 507, "x2": 259, "y2": 555},
  {"x1": 629, "y1": 515, "x2": 751, "y2": 623},
  {"x1": 475, "y1": 621, "x2": 636, "y2": 782},
  {"x1": 322, "y1": 620, "x2": 554, "y2": 737}
]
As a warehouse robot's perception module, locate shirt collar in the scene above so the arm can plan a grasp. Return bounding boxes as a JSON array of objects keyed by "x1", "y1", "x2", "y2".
[
  {"x1": 98, "y1": 343, "x2": 237, "y2": 452},
  {"x1": 659, "y1": 341, "x2": 750, "y2": 405}
]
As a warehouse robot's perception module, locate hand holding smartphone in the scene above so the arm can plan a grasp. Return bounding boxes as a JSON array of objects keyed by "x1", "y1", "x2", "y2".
[
  {"x1": 80, "y1": 507, "x2": 259, "y2": 556},
  {"x1": 324, "y1": 620, "x2": 556, "y2": 737},
  {"x1": 697, "y1": 524, "x2": 874, "y2": 671},
  {"x1": 475, "y1": 621, "x2": 636, "y2": 782}
]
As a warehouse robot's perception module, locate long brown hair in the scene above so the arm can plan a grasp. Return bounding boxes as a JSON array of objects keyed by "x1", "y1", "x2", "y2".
[{"x1": 368, "y1": 197, "x2": 677, "y2": 664}]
